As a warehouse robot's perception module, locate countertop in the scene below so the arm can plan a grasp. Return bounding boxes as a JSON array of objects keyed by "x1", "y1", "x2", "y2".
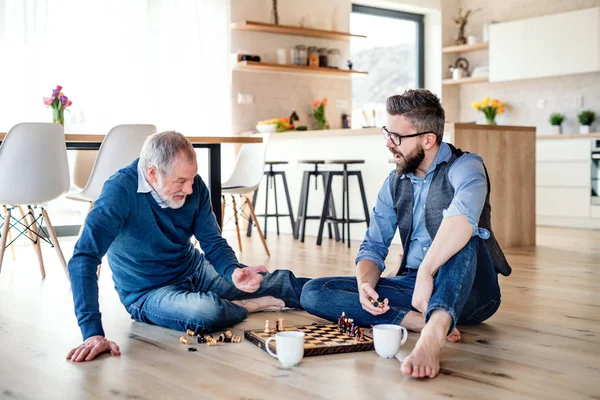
[{"x1": 537, "y1": 133, "x2": 600, "y2": 139}]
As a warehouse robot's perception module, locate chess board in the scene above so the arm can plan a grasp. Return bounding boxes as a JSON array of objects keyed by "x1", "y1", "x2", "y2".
[{"x1": 244, "y1": 323, "x2": 374, "y2": 357}]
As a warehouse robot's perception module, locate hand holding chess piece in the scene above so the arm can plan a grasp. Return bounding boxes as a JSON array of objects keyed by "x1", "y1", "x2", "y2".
[{"x1": 358, "y1": 282, "x2": 390, "y2": 316}]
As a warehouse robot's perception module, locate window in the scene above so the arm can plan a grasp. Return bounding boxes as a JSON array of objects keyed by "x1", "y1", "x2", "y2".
[{"x1": 350, "y1": 5, "x2": 424, "y2": 128}]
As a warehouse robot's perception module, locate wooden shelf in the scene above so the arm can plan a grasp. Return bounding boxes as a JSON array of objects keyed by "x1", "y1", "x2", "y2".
[
  {"x1": 442, "y1": 42, "x2": 489, "y2": 53},
  {"x1": 231, "y1": 20, "x2": 366, "y2": 41},
  {"x1": 234, "y1": 61, "x2": 367, "y2": 77},
  {"x1": 442, "y1": 76, "x2": 488, "y2": 85}
]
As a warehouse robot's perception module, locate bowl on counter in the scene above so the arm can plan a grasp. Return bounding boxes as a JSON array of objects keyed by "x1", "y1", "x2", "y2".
[{"x1": 255, "y1": 124, "x2": 277, "y2": 133}]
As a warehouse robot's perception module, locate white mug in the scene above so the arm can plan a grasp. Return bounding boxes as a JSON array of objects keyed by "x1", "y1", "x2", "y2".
[
  {"x1": 373, "y1": 324, "x2": 408, "y2": 358},
  {"x1": 276, "y1": 48, "x2": 287, "y2": 65},
  {"x1": 265, "y1": 331, "x2": 305, "y2": 367}
]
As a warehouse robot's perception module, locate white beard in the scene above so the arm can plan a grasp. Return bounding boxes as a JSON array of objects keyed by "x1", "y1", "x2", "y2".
[{"x1": 155, "y1": 175, "x2": 187, "y2": 209}]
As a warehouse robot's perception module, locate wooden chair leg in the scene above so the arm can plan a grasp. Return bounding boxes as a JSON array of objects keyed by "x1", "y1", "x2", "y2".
[
  {"x1": 27, "y1": 207, "x2": 46, "y2": 279},
  {"x1": 231, "y1": 195, "x2": 243, "y2": 252},
  {"x1": 245, "y1": 195, "x2": 270, "y2": 257},
  {"x1": 41, "y1": 208, "x2": 68, "y2": 280},
  {"x1": 7, "y1": 227, "x2": 15, "y2": 261},
  {"x1": 0, "y1": 207, "x2": 11, "y2": 273}
]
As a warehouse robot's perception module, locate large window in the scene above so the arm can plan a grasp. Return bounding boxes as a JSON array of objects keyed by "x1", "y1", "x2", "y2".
[
  {"x1": 0, "y1": 0, "x2": 230, "y2": 231},
  {"x1": 350, "y1": 5, "x2": 424, "y2": 128}
]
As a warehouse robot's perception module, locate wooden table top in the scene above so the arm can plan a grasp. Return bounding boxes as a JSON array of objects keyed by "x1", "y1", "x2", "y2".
[{"x1": 0, "y1": 133, "x2": 262, "y2": 144}]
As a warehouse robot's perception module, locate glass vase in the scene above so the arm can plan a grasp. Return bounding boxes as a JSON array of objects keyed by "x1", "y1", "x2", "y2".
[
  {"x1": 53, "y1": 108, "x2": 65, "y2": 126},
  {"x1": 485, "y1": 116, "x2": 496, "y2": 125}
]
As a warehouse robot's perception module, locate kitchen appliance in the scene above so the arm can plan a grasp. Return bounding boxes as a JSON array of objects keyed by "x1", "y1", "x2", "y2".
[
  {"x1": 449, "y1": 57, "x2": 469, "y2": 80},
  {"x1": 592, "y1": 138, "x2": 600, "y2": 204}
]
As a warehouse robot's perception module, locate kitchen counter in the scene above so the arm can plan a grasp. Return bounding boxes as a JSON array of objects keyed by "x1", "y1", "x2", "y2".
[
  {"x1": 537, "y1": 132, "x2": 600, "y2": 139},
  {"x1": 265, "y1": 127, "x2": 380, "y2": 139}
]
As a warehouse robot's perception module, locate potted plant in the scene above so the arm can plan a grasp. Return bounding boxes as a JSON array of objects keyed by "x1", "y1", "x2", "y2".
[
  {"x1": 549, "y1": 113, "x2": 565, "y2": 134},
  {"x1": 578, "y1": 110, "x2": 595, "y2": 134},
  {"x1": 471, "y1": 96, "x2": 507, "y2": 125}
]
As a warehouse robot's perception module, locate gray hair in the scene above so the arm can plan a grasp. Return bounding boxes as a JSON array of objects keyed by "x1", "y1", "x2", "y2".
[
  {"x1": 386, "y1": 89, "x2": 446, "y2": 145},
  {"x1": 139, "y1": 131, "x2": 196, "y2": 176}
]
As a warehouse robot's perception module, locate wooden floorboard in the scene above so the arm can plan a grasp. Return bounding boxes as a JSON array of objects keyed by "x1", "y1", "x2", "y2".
[{"x1": 0, "y1": 226, "x2": 599, "y2": 399}]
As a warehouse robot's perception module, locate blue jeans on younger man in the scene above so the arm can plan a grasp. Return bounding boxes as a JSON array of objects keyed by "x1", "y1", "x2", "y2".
[
  {"x1": 300, "y1": 237, "x2": 500, "y2": 333},
  {"x1": 126, "y1": 261, "x2": 310, "y2": 333}
]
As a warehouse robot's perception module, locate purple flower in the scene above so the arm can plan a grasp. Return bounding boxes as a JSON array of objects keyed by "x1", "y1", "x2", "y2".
[
  {"x1": 60, "y1": 95, "x2": 68, "y2": 105},
  {"x1": 52, "y1": 89, "x2": 60, "y2": 97}
]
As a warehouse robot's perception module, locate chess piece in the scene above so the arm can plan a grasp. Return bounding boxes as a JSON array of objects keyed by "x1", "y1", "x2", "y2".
[
  {"x1": 350, "y1": 321, "x2": 355, "y2": 337},
  {"x1": 179, "y1": 336, "x2": 191, "y2": 345},
  {"x1": 217, "y1": 333, "x2": 226, "y2": 342},
  {"x1": 186, "y1": 329, "x2": 197, "y2": 337},
  {"x1": 187, "y1": 347, "x2": 197, "y2": 352},
  {"x1": 278, "y1": 318, "x2": 284, "y2": 331},
  {"x1": 197, "y1": 335, "x2": 206, "y2": 344},
  {"x1": 264, "y1": 320, "x2": 271, "y2": 334},
  {"x1": 347, "y1": 60, "x2": 353, "y2": 70},
  {"x1": 358, "y1": 328, "x2": 365, "y2": 342},
  {"x1": 275, "y1": 320, "x2": 280, "y2": 332},
  {"x1": 225, "y1": 331, "x2": 233, "y2": 339}
]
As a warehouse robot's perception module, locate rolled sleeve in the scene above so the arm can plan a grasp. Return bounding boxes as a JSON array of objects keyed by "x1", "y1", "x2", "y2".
[
  {"x1": 355, "y1": 172, "x2": 398, "y2": 272},
  {"x1": 444, "y1": 154, "x2": 490, "y2": 239}
]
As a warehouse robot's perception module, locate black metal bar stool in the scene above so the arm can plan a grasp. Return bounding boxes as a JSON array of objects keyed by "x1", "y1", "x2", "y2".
[
  {"x1": 295, "y1": 160, "x2": 340, "y2": 243},
  {"x1": 316, "y1": 160, "x2": 370, "y2": 248},
  {"x1": 247, "y1": 161, "x2": 295, "y2": 239}
]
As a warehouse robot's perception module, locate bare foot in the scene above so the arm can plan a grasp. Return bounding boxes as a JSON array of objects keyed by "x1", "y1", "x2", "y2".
[
  {"x1": 401, "y1": 311, "x2": 451, "y2": 379},
  {"x1": 233, "y1": 296, "x2": 285, "y2": 313},
  {"x1": 447, "y1": 327, "x2": 461, "y2": 343}
]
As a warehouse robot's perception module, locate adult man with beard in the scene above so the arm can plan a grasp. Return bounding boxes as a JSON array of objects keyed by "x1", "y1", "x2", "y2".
[
  {"x1": 301, "y1": 89, "x2": 511, "y2": 378},
  {"x1": 67, "y1": 131, "x2": 309, "y2": 362}
]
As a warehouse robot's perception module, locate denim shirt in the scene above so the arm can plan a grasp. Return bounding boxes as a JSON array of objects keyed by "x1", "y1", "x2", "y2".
[{"x1": 356, "y1": 142, "x2": 490, "y2": 271}]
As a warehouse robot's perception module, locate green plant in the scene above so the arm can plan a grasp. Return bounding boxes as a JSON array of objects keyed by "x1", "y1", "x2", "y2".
[
  {"x1": 578, "y1": 110, "x2": 596, "y2": 126},
  {"x1": 549, "y1": 113, "x2": 565, "y2": 126}
]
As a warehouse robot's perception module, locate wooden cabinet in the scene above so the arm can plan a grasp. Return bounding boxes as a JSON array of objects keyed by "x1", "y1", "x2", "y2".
[{"x1": 490, "y1": 7, "x2": 600, "y2": 82}]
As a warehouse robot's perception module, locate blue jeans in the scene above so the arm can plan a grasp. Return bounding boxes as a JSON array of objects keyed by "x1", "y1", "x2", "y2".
[
  {"x1": 301, "y1": 237, "x2": 501, "y2": 333},
  {"x1": 126, "y1": 260, "x2": 310, "y2": 333}
]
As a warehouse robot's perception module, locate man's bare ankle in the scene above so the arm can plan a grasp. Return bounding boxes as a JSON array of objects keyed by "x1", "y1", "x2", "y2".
[{"x1": 400, "y1": 311, "x2": 426, "y2": 332}]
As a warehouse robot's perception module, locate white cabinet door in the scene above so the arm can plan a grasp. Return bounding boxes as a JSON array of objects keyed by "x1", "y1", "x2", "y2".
[
  {"x1": 536, "y1": 187, "x2": 591, "y2": 217},
  {"x1": 490, "y1": 20, "x2": 526, "y2": 82},
  {"x1": 536, "y1": 139, "x2": 591, "y2": 162},
  {"x1": 536, "y1": 161, "x2": 591, "y2": 188},
  {"x1": 490, "y1": 7, "x2": 600, "y2": 82},
  {"x1": 525, "y1": 8, "x2": 600, "y2": 79}
]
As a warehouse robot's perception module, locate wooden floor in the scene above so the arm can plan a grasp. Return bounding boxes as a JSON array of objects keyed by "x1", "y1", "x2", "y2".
[{"x1": 0, "y1": 227, "x2": 599, "y2": 399}]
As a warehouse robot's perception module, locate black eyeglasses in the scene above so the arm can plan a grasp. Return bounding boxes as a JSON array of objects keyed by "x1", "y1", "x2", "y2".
[{"x1": 382, "y1": 126, "x2": 435, "y2": 146}]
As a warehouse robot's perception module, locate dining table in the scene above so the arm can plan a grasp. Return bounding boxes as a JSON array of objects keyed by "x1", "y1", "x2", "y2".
[{"x1": 0, "y1": 132, "x2": 262, "y2": 228}]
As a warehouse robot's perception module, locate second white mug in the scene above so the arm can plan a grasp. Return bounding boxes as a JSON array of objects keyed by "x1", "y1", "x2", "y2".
[
  {"x1": 265, "y1": 331, "x2": 305, "y2": 367},
  {"x1": 373, "y1": 324, "x2": 408, "y2": 358}
]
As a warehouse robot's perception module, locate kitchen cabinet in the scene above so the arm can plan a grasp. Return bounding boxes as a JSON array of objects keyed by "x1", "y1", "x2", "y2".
[{"x1": 490, "y1": 7, "x2": 600, "y2": 82}]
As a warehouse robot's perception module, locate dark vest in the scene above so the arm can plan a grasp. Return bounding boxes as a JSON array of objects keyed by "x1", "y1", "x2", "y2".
[{"x1": 392, "y1": 144, "x2": 511, "y2": 276}]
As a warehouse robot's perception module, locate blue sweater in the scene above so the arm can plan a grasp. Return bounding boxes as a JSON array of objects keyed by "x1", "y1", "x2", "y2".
[{"x1": 68, "y1": 159, "x2": 241, "y2": 340}]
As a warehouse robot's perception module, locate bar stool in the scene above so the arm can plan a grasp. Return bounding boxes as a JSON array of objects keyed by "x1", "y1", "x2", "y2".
[
  {"x1": 295, "y1": 160, "x2": 340, "y2": 243},
  {"x1": 247, "y1": 161, "x2": 295, "y2": 239},
  {"x1": 316, "y1": 160, "x2": 370, "y2": 248}
]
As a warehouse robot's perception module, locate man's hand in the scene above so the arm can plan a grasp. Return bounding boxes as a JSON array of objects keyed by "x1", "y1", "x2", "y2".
[
  {"x1": 232, "y1": 265, "x2": 268, "y2": 293},
  {"x1": 358, "y1": 282, "x2": 390, "y2": 316},
  {"x1": 66, "y1": 335, "x2": 120, "y2": 362},
  {"x1": 412, "y1": 272, "x2": 434, "y2": 314}
]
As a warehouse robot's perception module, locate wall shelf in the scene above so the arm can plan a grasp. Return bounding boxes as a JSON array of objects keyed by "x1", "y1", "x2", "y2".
[
  {"x1": 230, "y1": 20, "x2": 366, "y2": 41},
  {"x1": 442, "y1": 76, "x2": 489, "y2": 85},
  {"x1": 234, "y1": 61, "x2": 367, "y2": 77},
  {"x1": 442, "y1": 42, "x2": 489, "y2": 53}
]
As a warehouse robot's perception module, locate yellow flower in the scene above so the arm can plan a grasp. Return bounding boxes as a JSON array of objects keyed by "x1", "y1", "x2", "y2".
[
  {"x1": 59, "y1": 92, "x2": 64, "y2": 97},
  {"x1": 491, "y1": 99, "x2": 500, "y2": 108},
  {"x1": 471, "y1": 101, "x2": 479, "y2": 110},
  {"x1": 497, "y1": 108, "x2": 504, "y2": 115},
  {"x1": 483, "y1": 96, "x2": 490, "y2": 106}
]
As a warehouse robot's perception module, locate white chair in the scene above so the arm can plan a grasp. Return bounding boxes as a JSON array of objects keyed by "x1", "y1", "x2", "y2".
[
  {"x1": 0, "y1": 123, "x2": 70, "y2": 279},
  {"x1": 67, "y1": 124, "x2": 157, "y2": 207},
  {"x1": 221, "y1": 135, "x2": 270, "y2": 256}
]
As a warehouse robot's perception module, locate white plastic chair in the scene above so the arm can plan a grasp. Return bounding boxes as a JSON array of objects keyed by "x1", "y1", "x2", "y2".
[
  {"x1": 68, "y1": 124, "x2": 157, "y2": 205},
  {"x1": 0, "y1": 123, "x2": 70, "y2": 279},
  {"x1": 221, "y1": 135, "x2": 270, "y2": 256}
]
